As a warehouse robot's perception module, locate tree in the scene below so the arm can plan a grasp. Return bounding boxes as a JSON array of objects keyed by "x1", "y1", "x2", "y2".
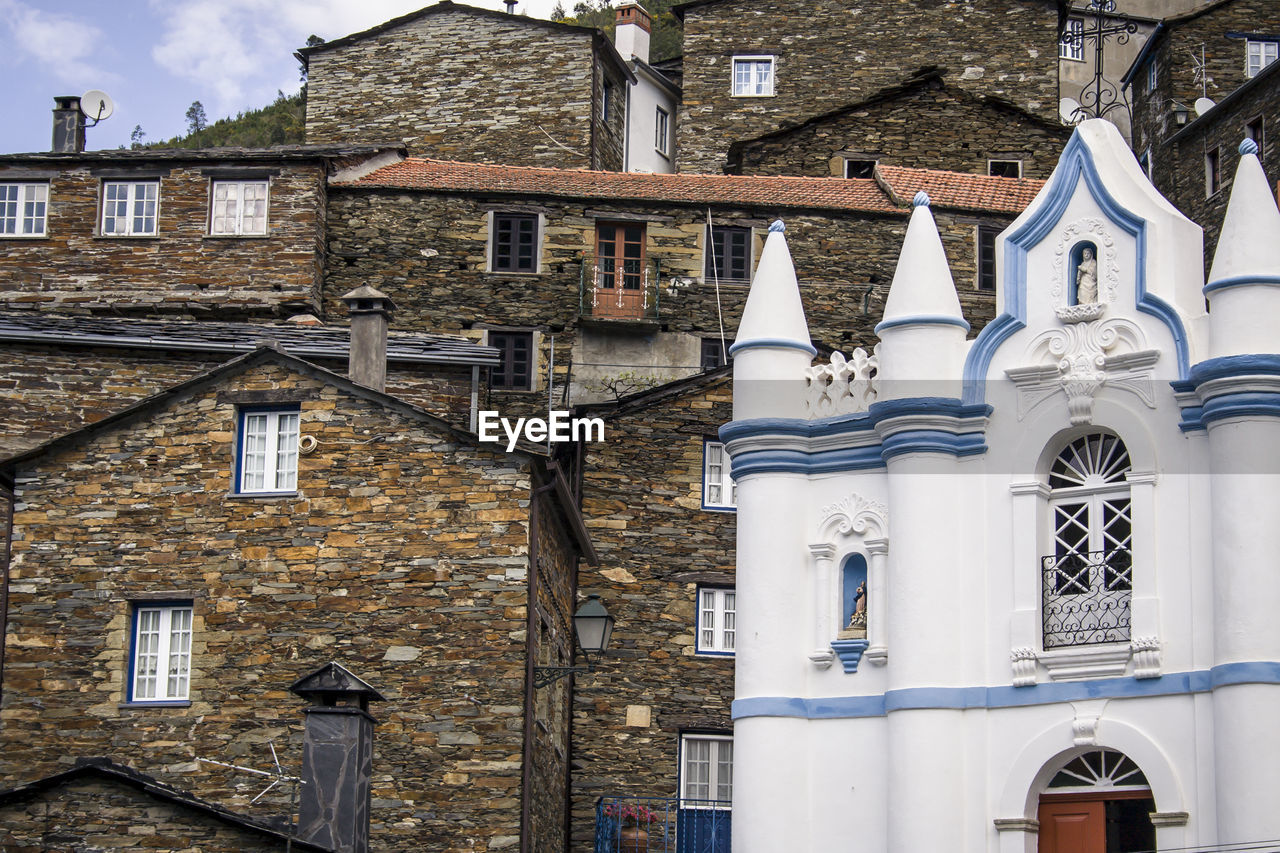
[
  {"x1": 185, "y1": 101, "x2": 208, "y2": 135},
  {"x1": 130, "y1": 125, "x2": 146, "y2": 149}
]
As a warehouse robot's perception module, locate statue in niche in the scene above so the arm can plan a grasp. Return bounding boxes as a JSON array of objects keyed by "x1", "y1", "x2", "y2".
[
  {"x1": 841, "y1": 581, "x2": 867, "y2": 638},
  {"x1": 1075, "y1": 246, "x2": 1099, "y2": 305}
]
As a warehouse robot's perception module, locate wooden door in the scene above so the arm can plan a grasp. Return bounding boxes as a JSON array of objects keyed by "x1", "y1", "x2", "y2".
[{"x1": 1038, "y1": 799, "x2": 1105, "y2": 853}]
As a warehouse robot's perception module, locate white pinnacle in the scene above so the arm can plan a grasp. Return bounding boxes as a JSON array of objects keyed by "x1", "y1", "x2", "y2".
[
  {"x1": 1208, "y1": 139, "x2": 1280, "y2": 287},
  {"x1": 732, "y1": 220, "x2": 814, "y2": 355},
  {"x1": 878, "y1": 194, "x2": 966, "y2": 333}
]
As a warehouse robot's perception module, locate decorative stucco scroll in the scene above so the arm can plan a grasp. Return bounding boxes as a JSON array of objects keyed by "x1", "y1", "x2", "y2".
[{"x1": 805, "y1": 346, "x2": 878, "y2": 419}]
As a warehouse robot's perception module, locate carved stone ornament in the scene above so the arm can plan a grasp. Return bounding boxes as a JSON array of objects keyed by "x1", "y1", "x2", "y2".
[
  {"x1": 1051, "y1": 218, "x2": 1119, "y2": 304},
  {"x1": 1072, "y1": 714, "x2": 1100, "y2": 746},
  {"x1": 806, "y1": 346, "x2": 878, "y2": 418},
  {"x1": 1131, "y1": 636, "x2": 1162, "y2": 679},
  {"x1": 1011, "y1": 647, "x2": 1037, "y2": 687},
  {"x1": 818, "y1": 493, "x2": 888, "y2": 540},
  {"x1": 1005, "y1": 318, "x2": 1159, "y2": 424}
]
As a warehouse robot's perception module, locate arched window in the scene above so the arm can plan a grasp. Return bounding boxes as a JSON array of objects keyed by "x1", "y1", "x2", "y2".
[
  {"x1": 1038, "y1": 749, "x2": 1155, "y2": 852},
  {"x1": 1043, "y1": 433, "x2": 1132, "y2": 648}
]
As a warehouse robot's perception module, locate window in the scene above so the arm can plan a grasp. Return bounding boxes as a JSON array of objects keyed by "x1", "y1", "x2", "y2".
[
  {"x1": 701, "y1": 338, "x2": 727, "y2": 371},
  {"x1": 844, "y1": 159, "x2": 876, "y2": 179},
  {"x1": 101, "y1": 180, "x2": 158, "y2": 236},
  {"x1": 1060, "y1": 17, "x2": 1084, "y2": 61},
  {"x1": 655, "y1": 106, "x2": 670, "y2": 156},
  {"x1": 732, "y1": 56, "x2": 774, "y2": 97},
  {"x1": 988, "y1": 160, "x2": 1022, "y2": 179},
  {"x1": 491, "y1": 213, "x2": 539, "y2": 273},
  {"x1": 490, "y1": 331, "x2": 534, "y2": 391},
  {"x1": 603, "y1": 80, "x2": 615, "y2": 122},
  {"x1": 1042, "y1": 433, "x2": 1132, "y2": 649},
  {"x1": 1138, "y1": 148, "x2": 1152, "y2": 181},
  {"x1": 696, "y1": 587, "x2": 736, "y2": 655},
  {"x1": 0, "y1": 183, "x2": 48, "y2": 236},
  {"x1": 593, "y1": 221, "x2": 649, "y2": 319},
  {"x1": 210, "y1": 180, "x2": 268, "y2": 236},
  {"x1": 1146, "y1": 57, "x2": 1157, "y2": 91},
  {"x1": 703, "y1": 440, "x2": 736, "y2": 510},
  {"x1": 1246, "y1": 39, "x2": 1278, "y2": 78},
  {"x1": 130, "y1": 602, "x2": 193, "y2": 702},
  {"x1": 1206, "y1": 146, "x2": 1221, "y2": 196},
  {"x1": 705, "y1": 224, "x2": 751, "y2": 281},
  {"x1": 977, "y1": 225, "x2": 999, "y2": 291},
  {"x1": 236, "y1": 407, "x2": 300, "y2": 493},
  {"x1": 1246, "y1": 117, "x2": 1264, "y2": 151},
  {"x1": 680, "y1": 734, "x2": 733, "y2": 804}
]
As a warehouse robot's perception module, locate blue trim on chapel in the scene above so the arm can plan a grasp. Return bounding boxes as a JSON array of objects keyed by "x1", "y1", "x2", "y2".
[
  {"x1": 961, "y1": 131, "x2": 1192, "y2": 406},
  {"x1": 1172, "y1": 355, "x2": 1280, "y2": 431}
]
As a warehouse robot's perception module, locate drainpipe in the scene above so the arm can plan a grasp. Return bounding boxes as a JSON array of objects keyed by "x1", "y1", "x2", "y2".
[{"x1": 521, "y1": 473, "x2": 558, "y2": 853}]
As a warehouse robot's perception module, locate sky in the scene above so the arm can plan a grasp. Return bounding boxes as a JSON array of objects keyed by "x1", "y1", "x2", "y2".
[{"x1": 0, "y1": 0, "x2": 564, "y2": 154}]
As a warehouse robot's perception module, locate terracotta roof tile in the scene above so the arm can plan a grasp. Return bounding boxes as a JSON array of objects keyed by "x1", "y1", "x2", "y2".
[{"x1": 337, "y1": 158, "x2": 1043, "y2": 216}]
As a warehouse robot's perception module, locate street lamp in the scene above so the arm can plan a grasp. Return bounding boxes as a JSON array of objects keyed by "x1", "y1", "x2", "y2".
[{"x1": 533, "y1": 594, "x2": 615, "y2": 688}]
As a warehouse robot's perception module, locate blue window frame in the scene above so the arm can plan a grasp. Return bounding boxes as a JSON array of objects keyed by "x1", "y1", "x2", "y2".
[
  {"x1": 235, "y1": 406, "x2": 300, "y2": 494},
  {"x1": 696, "y1": 587, "x2": 736, "y2": 656},
  {"x1": 128, "y1": 601, "x2": 193, "y2": 703}
]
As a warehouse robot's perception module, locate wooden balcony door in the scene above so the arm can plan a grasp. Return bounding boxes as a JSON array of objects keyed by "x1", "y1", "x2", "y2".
[
  {"x1": 1038, "y1": 800, "x2": 1105, "y2": 853},
  {"x1": 594, "y1": 222, "x2": 646, "y2": 319},
  {"x1": 1038, "y1": 791, "x2": 1155, "y2": 853}
]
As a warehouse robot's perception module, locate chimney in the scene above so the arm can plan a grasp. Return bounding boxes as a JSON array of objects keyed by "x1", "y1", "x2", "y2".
[
  {"x1": 504, "y1": 0, "x2": 516, "y2": 12},
  {"x1": 614, "y1": 2, "x2": 651, "y2": 64},
  {"x1": 340, "y1": 285, "x2": 395, "y2": 393},
  {"x1": 290, "y1": 663, "x2": 385, "y2": 853},
  {"x1": 52, "y1": 96, "x2": 85, "y2": 153}
]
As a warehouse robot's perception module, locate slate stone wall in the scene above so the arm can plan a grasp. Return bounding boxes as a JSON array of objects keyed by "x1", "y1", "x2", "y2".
[
  {"x1": 305, "y1": 9, "x2": 625, "y2": 170},
  {"x1": 676, "y1": 0, "x2": 1061, "y2": 172},
  {"x1": 0, "y1": 343, "x2": 477, "y2": 456},
  {"x1": 0, "y1": 775, "x2": 294, "y2": 852},
  {"x1": 570, "y1": 376, "x2": 736, "y2": 851},
  {"x1": 0, "y1": 162, "x2": 326, "y2": 319},
  {"x1": 0, "y1": 360, "x2": 573, "y2": 852},
  {"x1": 728, "y1": 78, "x2": 1071, "y2": 179}
]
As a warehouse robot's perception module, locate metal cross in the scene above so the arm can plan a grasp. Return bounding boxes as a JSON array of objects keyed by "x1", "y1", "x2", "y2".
[{"x1": 1060, "y1": 0, "x2": 1141, "y2": 122}]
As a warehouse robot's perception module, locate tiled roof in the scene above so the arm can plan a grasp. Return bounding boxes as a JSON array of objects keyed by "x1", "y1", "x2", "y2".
[
  {"x1": 877, "y1": 165, "x2": 1044, "y2": 214},
  {"x1": 336, "y1": 158, "x2": 1043, "y2": 216},
  {"x1": 0, "y1": 311, "x2": 499, "y2": 366}
]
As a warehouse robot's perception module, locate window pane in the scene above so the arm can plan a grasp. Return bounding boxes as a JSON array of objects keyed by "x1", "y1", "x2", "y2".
[
  {"x1": 23, "y1": 184, "x2": 47, "y2": 235},
  {"x1": 0, "y1": 184, "x2": 16, "y2": 234},
  {"x1": 274, "y1": 412, "x2": 299, "y2": 491},
  {"x1": 715, "y1": 740, "x2": 734, "y2": 801},
  {"x1": 241, "y1": 413, "x2": 269, "y2": 491},
  {"x1": 684, "y1": 739, "x2": 711, "y2": 799},
  {"x1": 167, "y1": 608, "x2": 193, "y2": 698},
  {"x1": 134, "y1": 609, "x2": 161, "y2": 699}
]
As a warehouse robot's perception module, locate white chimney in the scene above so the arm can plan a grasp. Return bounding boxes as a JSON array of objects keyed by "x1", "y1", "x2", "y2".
[{"x1": 614, "y1": 2, "x2": 651, "y2": 64}]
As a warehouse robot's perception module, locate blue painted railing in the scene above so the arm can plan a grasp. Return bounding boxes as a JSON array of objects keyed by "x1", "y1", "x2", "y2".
[{"x1": 594, "y1": 796, "x2": 731, "y2": 853}]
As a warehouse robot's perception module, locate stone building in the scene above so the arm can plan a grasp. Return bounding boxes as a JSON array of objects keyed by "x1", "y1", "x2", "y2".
[
  {"x1": 672, "y1": 0, "x2": 1063, "y2": 173},
  {"x1": 0, "y1": 346, "x2": 596, "y2": 853},
  {"x1": 300, "y1": 1, "x2": 634, "y2": 171}
]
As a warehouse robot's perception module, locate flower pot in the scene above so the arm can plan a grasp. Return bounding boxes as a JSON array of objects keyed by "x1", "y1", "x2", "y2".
[{"x1": 619, "y1": 825, "x2": 648, "y2": 853}]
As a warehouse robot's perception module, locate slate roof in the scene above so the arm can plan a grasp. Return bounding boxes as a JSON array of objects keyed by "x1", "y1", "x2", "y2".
[
  {"x1": 0, "y1": 311, "x2": 499, "y2": 366},
  {"x1": 336, "y1": 158, "x2": 1044, "y2": 216},
  {"x1": 0, "y1": 144, "x2": 403, "y2": 165}
]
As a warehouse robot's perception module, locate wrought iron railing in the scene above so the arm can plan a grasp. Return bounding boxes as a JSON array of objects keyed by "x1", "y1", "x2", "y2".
[
  {"x1": 594, "y1": 796, "x2": 731, "y2": 853},
  {"x1": 579, "y1": 255, "x2": 661, "y2": 322},
  {"x1": 1042, "y1": 548, "x2": 1132, "y2": 648}
]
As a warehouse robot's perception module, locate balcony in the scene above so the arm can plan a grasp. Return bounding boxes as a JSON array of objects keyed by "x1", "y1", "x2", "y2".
[
  {"x1": 1042, "y1": 548, "x2": 1131, "y2": 648},
  {"x1": 594, "y1": 796, "x2": 731, "y2": 853},
  {"x1": 579, "y1": 255, "x2": 661, "y2": 323}
]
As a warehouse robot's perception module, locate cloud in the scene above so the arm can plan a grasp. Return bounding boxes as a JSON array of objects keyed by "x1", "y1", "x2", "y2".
[{"x1": 0, "y1": 0, "x2": 116, "y2": 86}]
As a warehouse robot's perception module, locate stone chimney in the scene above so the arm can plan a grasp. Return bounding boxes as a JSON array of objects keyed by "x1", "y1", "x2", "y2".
[
  {"x1": 290, "y1": 663, "x2": 384, "y2": 853},
  {"x1": 614, "y1": 3, "x2": 652, "y2": 64},
  {"x1": 52, "y1": 96, "x2": 85, "y2": 154},
  {"x1": 340, "y1": 285, "x2": 395, "y2": 392}
]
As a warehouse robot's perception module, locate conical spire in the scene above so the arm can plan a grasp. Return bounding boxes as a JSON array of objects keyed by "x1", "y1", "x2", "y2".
[
  {"x1": 876, "y1": 193, "x2": 968, "y2": 335},
  {"x1": 1207, "y1": 139, "x2": 1280, "y2": 288},
  {"x1": 730, "y1": 220, "x2": 815, "y2": 357}
]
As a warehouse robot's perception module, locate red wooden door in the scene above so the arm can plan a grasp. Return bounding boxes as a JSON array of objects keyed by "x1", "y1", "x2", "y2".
[{"x1": 1038, "y1": 799, "x2": 1105, "y2": 853}]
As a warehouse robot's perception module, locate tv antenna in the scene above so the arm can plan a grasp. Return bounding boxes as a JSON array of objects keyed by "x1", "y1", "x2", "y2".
[
  {"x1": 1189, "y1": 45, "x2": 1208, "y2": 99},
  {"x1": 80, "y1": 89, "x2": 114, "y2": 127},
  {"x1": 197, "y1": 741, "x2": 301, "y2": 850}
]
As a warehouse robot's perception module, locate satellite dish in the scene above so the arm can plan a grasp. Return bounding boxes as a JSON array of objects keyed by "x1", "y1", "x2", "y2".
[
  {"x1": 80, "y1": 89, "x2": 114, "y2": 124},
  {"x1": 1193, "y1": 97, "x2": 1216, "y2": 117},
  {"x1": 1059, "y1": 97, "x2": 1083, "y2": 125}
]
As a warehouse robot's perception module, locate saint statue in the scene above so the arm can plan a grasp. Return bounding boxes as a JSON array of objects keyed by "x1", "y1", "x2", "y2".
[
  {"x1": 847, "y1": 581, "x2": 867, "y2": 630},
  {"x1": 1075, "y1": 246, "x2": 1098, "y2": 304}
]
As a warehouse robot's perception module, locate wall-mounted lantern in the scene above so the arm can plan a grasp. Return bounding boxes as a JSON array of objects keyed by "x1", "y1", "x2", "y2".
[{"x1": 534, "y1": 594, "x2": 614, "y2": 687}]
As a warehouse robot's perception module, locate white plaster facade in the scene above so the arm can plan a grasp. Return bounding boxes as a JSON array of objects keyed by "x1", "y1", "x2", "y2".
[
  {"x1": 725, "y1": 121, "x2": 1280, "y2": 851},
  {"x1": 615, "y1": 3, "x2": 679, "y2": 174}
]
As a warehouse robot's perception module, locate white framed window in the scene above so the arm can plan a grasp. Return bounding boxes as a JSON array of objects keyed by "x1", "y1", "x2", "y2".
[
  {"x1": 655, "y1": 106, "x2": 670, "y2": 156},
  {"x1": 703, "y1": 440, "x2": 736, "y2": 510},
  {"x1": 988, "y1": 159, "x2": 1022, "y2": 179},
  {"x1": 680, "y1": 734, "x2": 733, "y2": 805},
  {"x1": 237, "y1": 407, "x2": 300, "y2": 493},
  {"x1": 101, "y1": 180, "x2": 158, "y2": 236},
  {"x1": 210, "y1": 180, "x2": 268, "y2": 236},
  {"x1": 732, "y1": 56, "x2": 774, "y2": 97},
  {"x1": 0, "y1": 183, "x2": 48, "y2": 236},
  {"x1": 1246, "y1": 39, "x2": 1278, "y2": 78},
  {"x1": 130, "y1": 602, "x2": 193, "y2": 702},
  {"x1": 696, "y1": 587, "x2": 736, "y2": 655},
  {"x1": 1146, "y1": 57, "x2": 1157, "y2": 91},
  {"x1": 1060, "y1": 17, "x2": 1084, "y2": 61},
  {"x1": 1042, "y1": 433, "x2": 1132, "y2": 649}
]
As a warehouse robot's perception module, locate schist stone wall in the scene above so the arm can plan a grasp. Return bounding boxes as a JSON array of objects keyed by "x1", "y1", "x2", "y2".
[
  {"x1": 323, "y1": 187, "x2": 1004, "y2": 404},
  {"x1": 727, "y1": 75, "x2": 1071, "y2": 178},
  {"x1": 0, "y1": 343, "x2": 478, "y2": 456},
  {"x1": 570, "y1": 374, "x2": 736, "y2": 852},
  {"x1": 304, "y1": 7, "x2": 628, "y2": 171},
  {"x1": 0, "y1": 359, "x2": 576, "y2": 853},
  {"x1": 0, "y1": 162, "x2": 326, "y2": 319},
  {"x1": 676, "y1": 0, "x2": 1061, "y2": 172}
]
